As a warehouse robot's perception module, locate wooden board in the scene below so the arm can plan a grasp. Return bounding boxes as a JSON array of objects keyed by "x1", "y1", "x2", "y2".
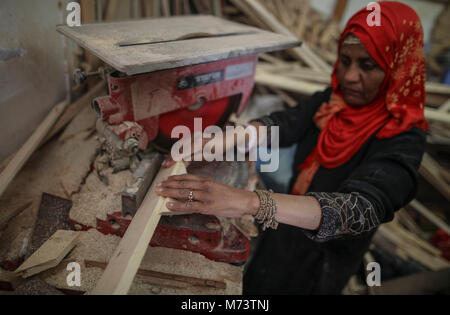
[
  {"x1": 0, "y1": 101, "x2": 67, "y2": 199},
  {"x1": 57, "y1": 15, "x2": 299, "y2": 75},
  {"x1": 90, "y1": 161, "x2": 187, "y2": 295},
  {"x1": 15, "y1": 230, "x2": 80, "y2": 278}
]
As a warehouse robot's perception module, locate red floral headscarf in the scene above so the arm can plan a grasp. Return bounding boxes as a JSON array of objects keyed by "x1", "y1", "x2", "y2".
[{"x1": 292, "y1": 1, "x2": 428, "y2": 196}]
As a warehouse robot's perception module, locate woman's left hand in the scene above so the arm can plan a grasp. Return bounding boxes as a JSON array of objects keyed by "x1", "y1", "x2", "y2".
[{"x1": 156, "y1": 174, "x2": 258, "y2": 218}]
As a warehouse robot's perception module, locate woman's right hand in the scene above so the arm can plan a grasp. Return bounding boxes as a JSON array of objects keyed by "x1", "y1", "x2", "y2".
[
  {"x1": 161, "y1": 121, "x2": 264, "y2": 168},
  {"x1": 162, "y1": 131, "x2": 227, "y2": 168}
]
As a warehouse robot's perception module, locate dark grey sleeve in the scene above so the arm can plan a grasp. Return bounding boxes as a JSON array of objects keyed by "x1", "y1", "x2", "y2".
[{"x1": 302, "y1": 127, "x2": 426, "y2": 242}]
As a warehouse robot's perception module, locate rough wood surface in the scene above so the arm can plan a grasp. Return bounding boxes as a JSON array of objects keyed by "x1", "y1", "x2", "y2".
[{"x1": 57, "y1": 15, "x2": 299, "y2": 75}]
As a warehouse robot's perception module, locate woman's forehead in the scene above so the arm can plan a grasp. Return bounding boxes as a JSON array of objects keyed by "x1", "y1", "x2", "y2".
[{"x1": 340, "y1": 43, "x2": 372, "y2": 59}]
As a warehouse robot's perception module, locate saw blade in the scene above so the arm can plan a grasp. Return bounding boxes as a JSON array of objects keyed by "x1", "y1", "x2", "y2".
[{"x1": 152, "y1": 95, "x2": 241, "y2": 152}]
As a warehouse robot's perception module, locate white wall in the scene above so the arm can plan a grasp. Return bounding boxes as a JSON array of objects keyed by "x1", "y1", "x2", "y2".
[{"x1": 0, "y1": 0, "x2": 73, "y2": 162}]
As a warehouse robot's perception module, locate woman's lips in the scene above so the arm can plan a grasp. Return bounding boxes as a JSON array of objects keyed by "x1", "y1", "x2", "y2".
[{"x1": 344, "y1": 88, "x2": 362, "y2": 97}]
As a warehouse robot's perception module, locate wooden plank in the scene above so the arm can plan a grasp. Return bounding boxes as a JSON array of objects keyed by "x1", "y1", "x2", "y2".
[
  {"x1": 255, "y1": 66, "x2": 327, "y2": 96},
  {"x1": 80, "y1": 0, "x2": 99, "y2": 70},
  {"x1": 104, "y1": 0, "x2": 119, "y2": 20},
  {"x1": 378, "y1": 224, "x2": 450, "y2": 271},
  {"x1": 0, "y1": 101, "x2": 67, "y2": 199},
  {"x1": 239, "y1": 0, "x2": 332, "y2": 72},
  {"x1": 152, "y1": 0, "x2": 161, "y2": 17},
  {"x1": 43, "y1": 81, "x2": 106, "y2": 145},
  {"x1": 90, "y1": 161, "x2": 187, "y2": 295},
  {"x1": 210, "y1": 0, "x2": 222, "y2": 17},
  {"x1": 161, "y1": 0, "x2": 170, "y2": 16},
  {"x1": 15, "y1": 230, "x2": 80, "y2": 278},
  {"x1": 407, "y1": 200, "x2": 450, "y2": 235},
  {"x1": 426, "y1": 82, "x2": 450, "y2": 95},
  {"x1": 332, "y1": 0, "x2": 348, "y2": 23},
  {"x1": 85, "y1": 260, "x2": 226, "y2": 289},
  {"x1": 0, "y1": 200, "x2": 32, "y2": 230},
  {"x1": 419, "y1": 153, "x2": 450, "y2": 202},
  {"x1": 371, "y1": 268, "x2": 450, "y2": 295},
  {"x1": 425, "y1": 107, "x2": 450, "y2": 125}
]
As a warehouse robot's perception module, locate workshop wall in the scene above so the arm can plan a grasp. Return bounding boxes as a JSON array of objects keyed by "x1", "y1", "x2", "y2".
[{"x1": 0, "y1": 0, "x2": 73, "y2": 162}]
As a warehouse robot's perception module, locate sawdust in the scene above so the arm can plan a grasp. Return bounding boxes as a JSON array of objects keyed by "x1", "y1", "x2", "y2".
[
  {"x1": 0, "y1": 108, "x2": 99, "y2": 268},
  {"x1": 69, "y1": 167, "x2": 134, "y2": 227},
  {"x1": 41, "y1": 229, "x2": 243, "y2": 295},
  {"x1": 41, "y1": 229, "x2": 120, "y2": 292}
]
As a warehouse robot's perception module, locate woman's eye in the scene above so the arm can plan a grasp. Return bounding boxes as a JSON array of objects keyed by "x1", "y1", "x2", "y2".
[
  {"x1": 361, "y1": 63, "x2": 376, "y2": 71},
  {"x1": 340, "y1": 57, "x2": 351, "y2": 66}
]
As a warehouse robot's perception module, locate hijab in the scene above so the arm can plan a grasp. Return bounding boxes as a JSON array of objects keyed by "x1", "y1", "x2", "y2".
[{"x1": 292, "y1": 1, "x2": 428, "y2": 196}]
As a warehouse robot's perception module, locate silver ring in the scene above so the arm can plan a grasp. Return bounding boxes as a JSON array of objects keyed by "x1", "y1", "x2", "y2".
[{"x1": 188, "y1": 191, "x2": 194, "y2": 203}]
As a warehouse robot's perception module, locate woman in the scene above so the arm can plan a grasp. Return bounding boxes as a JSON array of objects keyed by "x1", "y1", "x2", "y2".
[{"x1": 156, "y1": 2, "x2": 428, "y2": 294}]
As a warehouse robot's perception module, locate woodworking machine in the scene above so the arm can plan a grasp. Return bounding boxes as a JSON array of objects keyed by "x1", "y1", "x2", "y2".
[{"x1": 57, "y1": 15, "x2": 299, "y2": 264}]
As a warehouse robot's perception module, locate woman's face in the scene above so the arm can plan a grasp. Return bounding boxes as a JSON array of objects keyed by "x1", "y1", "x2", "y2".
[{"x1": 337, "y1": 43, "x2": 386, "y2": 107}]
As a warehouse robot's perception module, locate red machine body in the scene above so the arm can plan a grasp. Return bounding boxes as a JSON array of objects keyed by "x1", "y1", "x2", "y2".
[
  {"x1": 93, "y1": 55, "x2": 258, "y2": 150},
  {"x1": 75, "y1": 55, "x2": 260, "y2": 265}
]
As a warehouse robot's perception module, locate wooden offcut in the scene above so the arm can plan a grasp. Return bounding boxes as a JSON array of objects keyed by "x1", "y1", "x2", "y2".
[
  {"x1": 15, "y1": 230, "x2": 80, "y2": 278},
  {"x1": 90, "y1": 161, "x2": 187, "y2": 295}
]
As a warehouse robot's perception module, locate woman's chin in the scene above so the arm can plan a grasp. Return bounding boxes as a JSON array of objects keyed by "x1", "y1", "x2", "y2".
[{"x1": 344, "y1": 95, "x2": 367, "y2": 108}]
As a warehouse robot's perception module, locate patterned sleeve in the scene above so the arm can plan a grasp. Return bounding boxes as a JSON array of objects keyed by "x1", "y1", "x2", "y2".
[
  {"x1": 302, "y1": 127, "x2": 426, "y2": 242},
  {"x1": 303, "y1": 192, "x2": 380, "y2": 241}
]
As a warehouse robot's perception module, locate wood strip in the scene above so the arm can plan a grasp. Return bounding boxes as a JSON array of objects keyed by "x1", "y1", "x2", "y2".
[
  {"x1": 332, "y1": 0, "x2": 348, "y2": 23},
  {"x1": 407, "y1": 200, "x2": 450, "y2": 235},
  {"x1": 425, "y1": 107, "x2": 450, "y2": 124},
  {"x1": 240, "y1": 0, "x2": 332, "y2": 72},
  {"x1": 85, "y1": 260, "x2": 226, "y2": 289},
  {"x1": 15, "y1": 230, "x2": 80, "y2": 278},
  {"x1": 161, "y1": 0, "x2": 170, "y2": 16},
  {"x1": 255, "y1": 66, "x2": 327, "y2": 96},
  {"x1": 371, "y1": 268, "x2": 450, "y2": 295},
  {"x1": 426, "y1": 82, "x2": 450, "y2": 95},
  {"x1": 104, "y1": 0, "x2": 119, "y2": 20},
  {"x1": 419, "y1": 153, "x2": 450, "y2": 202},
  {"x1": 210, "y1": 0, "x2": 222, "y2": 17},
  {"x1": 43, "y1": 81, "x2": 106, "y2": 145},
  {"x1": 0, "y1": 101, "x2": 68, "y2": 199},
  {"x1": 90, "y1": 162, "x2": 187, "y2": 295},
  {"x1": 152, "y1": 0, "x2": 161, "y2": 17},
  {"x1": 377, "y1": 224, "x2": 450, "y2": 271},
  {"x1": 0, "y1": 200, "x2": 32, "y2": 230}
]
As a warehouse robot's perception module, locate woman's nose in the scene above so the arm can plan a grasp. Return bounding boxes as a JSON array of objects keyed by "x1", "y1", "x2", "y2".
[{"x1": 344, "y1": 64, "x2": 360, "y2": 83}]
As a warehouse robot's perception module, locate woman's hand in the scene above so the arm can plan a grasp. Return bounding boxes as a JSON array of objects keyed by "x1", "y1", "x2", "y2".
[
  {"x1": 156, "y1": 174, "x2": 259, "y2": 218},
  {"x1": 162, "y1": 132, "x2": 225, "y2": 168},
  {"x1": 161, "y1": 121, "x2": 265, "y2": 168}
]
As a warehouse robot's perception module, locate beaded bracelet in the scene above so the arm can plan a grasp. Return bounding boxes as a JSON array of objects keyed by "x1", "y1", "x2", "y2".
[{"x1": 254, "y1": 190, "x2": 279, "y2": 231}]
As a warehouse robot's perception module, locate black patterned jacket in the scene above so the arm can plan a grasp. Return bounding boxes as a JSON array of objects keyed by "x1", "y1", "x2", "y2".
[{"x1": 256, "y1": 87, "x2": 426, "y2": 242}]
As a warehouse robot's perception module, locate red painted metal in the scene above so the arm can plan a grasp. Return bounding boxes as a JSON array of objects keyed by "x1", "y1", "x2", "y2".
[
  {"x1": 84, "y1": 55, "x2": 257, "y2": 264},
  {"x1": 93, "y1": 55, "x2": 258, "y2": 150},
  {"x1": 71, "y1": 211, "x2": 250, "y2": 264}
]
